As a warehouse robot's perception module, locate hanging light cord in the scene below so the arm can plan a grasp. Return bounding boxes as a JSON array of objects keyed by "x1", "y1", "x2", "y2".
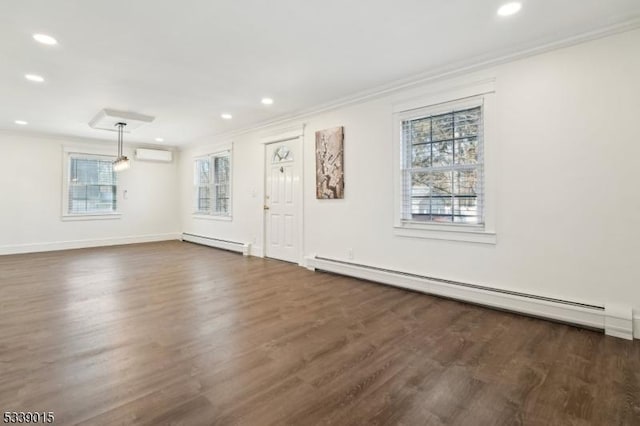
[
  {"x1": 113, "y1": 122, "x2": 130, "y2": 171},
  {"x1": 116, "y1": 122, "x2": 126, "y2": 158}
]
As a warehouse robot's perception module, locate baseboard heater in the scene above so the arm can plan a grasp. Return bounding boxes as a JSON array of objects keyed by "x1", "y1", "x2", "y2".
[
  {"x1": 182, "y1": 233, "x2": 250, "y2": 256},
  {"x1": 305, "y1": 256, "x2": 633, "y2": 340}
]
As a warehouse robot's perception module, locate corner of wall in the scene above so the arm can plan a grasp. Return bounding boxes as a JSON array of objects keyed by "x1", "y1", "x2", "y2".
[{"x1": 249, "y1": 245, "x2": 264, "y2": 258}]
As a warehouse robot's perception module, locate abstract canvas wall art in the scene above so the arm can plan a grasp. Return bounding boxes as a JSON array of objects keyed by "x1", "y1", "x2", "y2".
[{"x1": 315, "y1": 126, "x2": 344, "y2": 199}]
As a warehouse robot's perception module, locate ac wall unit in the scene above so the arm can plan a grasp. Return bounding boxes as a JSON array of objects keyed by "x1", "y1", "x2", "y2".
[{"x1": 135, "y1": 148, "x2": 173, "y2": 162}]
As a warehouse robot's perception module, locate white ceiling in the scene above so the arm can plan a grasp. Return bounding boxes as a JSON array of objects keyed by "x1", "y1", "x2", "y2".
[{"x1": 1, "y1": 0, "x2": 639, "y2": 146}]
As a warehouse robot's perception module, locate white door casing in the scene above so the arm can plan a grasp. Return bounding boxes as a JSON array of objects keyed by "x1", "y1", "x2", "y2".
[{"x1": 264, "y1": 139, "x2": 301, "y2": 263}]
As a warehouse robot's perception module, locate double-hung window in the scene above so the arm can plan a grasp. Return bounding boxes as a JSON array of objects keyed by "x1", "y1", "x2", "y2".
[
  {"x1": 400, "y1": 101, "x2": 484, "y2": 225},
  {"x1": 394, "y1": 81, "x2": 496, "y2": 244},
  {"x1": 194, "y1": 151, "x2": 232, "y2": 217},
  {"x1": 65, "y1": 153, "x2": 118, "y2": 216}
]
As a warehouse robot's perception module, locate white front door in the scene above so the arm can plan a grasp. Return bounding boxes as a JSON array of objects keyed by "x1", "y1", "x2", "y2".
[{"x1": 265, "y1": 139, "x2": 300, "y2": 263}]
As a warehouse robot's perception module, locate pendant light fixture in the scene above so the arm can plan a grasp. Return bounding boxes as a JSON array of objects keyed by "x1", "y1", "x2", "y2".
[{"x1": 113, "y1": 122, "x2": 130, "y2": 171}]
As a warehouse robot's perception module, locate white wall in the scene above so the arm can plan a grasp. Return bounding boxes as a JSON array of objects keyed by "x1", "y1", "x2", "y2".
[
  {"x1": 0, "y1": 132, "x2": 181, "y2": 253},
  {"x1": 179, "y1": 29, "x2": 640, "y2": 312}
]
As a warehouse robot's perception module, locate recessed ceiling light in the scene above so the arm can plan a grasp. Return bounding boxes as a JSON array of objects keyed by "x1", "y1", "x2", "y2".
[
  {"x1": 221, "y1": 113, "x2": 232, "y2": 120},
  {"x1": 155, "y1": 137, "x2": 164, "y2": 142},
  {"x1": 15, "y1": 120, "x2": 28, "y2": 125},
  {"x1": 25, "y1": 74, "x2": 45, "y2": 83},
  {"x1": 497, "y1": 2, "x2": 522, "y2": 16},
  {"x1": 261, "y1": 97, "x2": 274, "y2": 105},
  {"x1": 33, "y1": 33, "x2": 58, "y2": 45}
]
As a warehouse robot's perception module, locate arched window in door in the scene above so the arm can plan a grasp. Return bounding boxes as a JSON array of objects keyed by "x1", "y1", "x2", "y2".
[{"x1": 272, "y1": 145, "x2": 293, "y2": 163}]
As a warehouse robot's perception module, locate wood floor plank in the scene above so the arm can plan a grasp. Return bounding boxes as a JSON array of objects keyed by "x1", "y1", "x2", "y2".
[{"x1": 0, "y1": 241, "x2": 639, "y2": 425}]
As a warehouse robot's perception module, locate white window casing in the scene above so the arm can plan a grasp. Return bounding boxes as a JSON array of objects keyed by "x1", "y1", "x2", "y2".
[
  {"x1": 392, "y1": 79, "x2": 497, "y2": 244},
  {"x1": 193, "y1": 148, "x2": 233, "y2": 220},
  {"x1": 61, "y1": 146, "x2": 121, "y2": 221}
]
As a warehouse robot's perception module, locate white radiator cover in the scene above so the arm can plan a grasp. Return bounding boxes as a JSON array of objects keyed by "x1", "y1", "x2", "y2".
[
  {"x1": 305, "y1": 255, "x2": 635, "y2": 340},
  {"x1": 182, "y1": 233, "x2": 250, "y2": 256}
]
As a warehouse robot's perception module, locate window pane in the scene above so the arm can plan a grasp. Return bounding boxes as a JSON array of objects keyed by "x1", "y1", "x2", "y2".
[
  {"x1": 69, "y1": 184, "x2": 117, "y2": 213},
  {"x1": 430, "y1": 171, "x2": 453, "y2": 196},
  {"x1": 215, "y1": 186, "x2": 228, "y2": 213},
  {"x1": 430, "y1": 171, "x2": 453, "y2": 222},
  {"x1": 455, "y1": 137, "x2": 478, "y2": 165},
  {"x1": 432, "y1": 113, "x2": 453, "y2": 141},
  {"x1": 68, "y1": 157, "x2": 116, "y2": 214},
  {"x1": 410, "y1": 172, "x2": 430, "y2": 219},
  {"x1": 454, "y1": 170, "x2": 478, "y2": 195},
  {"x1": 411, "y1": 144, "x2": 431, "y2": 168},
  {"x1": 214, "y1": 156, "x2": 229, "y2": 185},
  {"x1": 453, "y1": 170, "x2": 479, "y2": 224},
  {"x1": 215, "y1": 184, "x2": 228, "y2": 213},
  {"x1": 410, "y1": 171, "x2": 454, "y2": 222},
  {"x1": 453, "y1": 197, "x2": 478, "y2": 223},
  {"x1": 197, "y1": 186, "x2": 211, "y2": 211},
  {"x1": 432, "y1": 141, "x2": 453, "y2": 167},
  {"x1": 454, "y1": 107, "x2": 481, "y2": 138},
  {"x1": 196, "y1": 159, "x2": 211, "y2": 184},
  {"x1": 213, "y1": 154, "x2": 230, "y2": 214},
  {"x1": 68, "y1": 185, "x2": 86, "y2": 214},
  {"x1": 411, "y1": 172, "x2": 430, "y2": 190},
  {"x1": 409, "y1": 117, "x2": 431, "y2": 144},
  {"x1": 430, "y1": 196, "x2": 453, "y2": 222}
]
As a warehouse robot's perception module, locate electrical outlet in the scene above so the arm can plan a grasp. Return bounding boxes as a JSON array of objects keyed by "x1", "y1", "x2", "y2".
[{"x1": 347, "y1": 248, "x2": 354, "y2": 260}]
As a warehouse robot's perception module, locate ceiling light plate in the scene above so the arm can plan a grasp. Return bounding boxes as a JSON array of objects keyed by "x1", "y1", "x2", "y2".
[{"x1": 89, "y1": 108, "x2": 155, "y2": 132}]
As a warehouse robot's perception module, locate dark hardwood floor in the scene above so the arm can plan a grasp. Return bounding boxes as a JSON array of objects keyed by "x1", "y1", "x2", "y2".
[{"x1": 0, "y1": 241, "x2": 638, "y2": 425}]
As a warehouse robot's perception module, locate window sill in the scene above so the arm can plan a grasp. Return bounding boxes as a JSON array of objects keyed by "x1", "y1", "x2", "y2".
[
  {"x1": 192, "y1": 214, "x2": 232, "y2": 222},
  {"x1": 394, "y1": 222, "x2": 496, "y2": 244},
  {"x1": 61, "y1": 213, "x2": 122, "y2": 222}
]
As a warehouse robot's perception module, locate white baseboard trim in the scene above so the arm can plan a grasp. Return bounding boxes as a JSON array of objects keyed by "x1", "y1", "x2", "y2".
[
  {"x1": 633, "y1": 312, "x2": 640, "y2": 340},
  {"x1": 306, "y1": 255, "x2": 611, "y2": 333},
  {"x1": 181, "y1": 233, "x2": 250, "y2": 256},
  {"x1": 0, "y1": 233, "x2": 181, "y2": 256}
]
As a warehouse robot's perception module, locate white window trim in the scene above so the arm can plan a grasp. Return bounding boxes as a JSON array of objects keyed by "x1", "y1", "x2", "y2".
[
  {"x1": 192, "y1": 213, "x2": 233, "y2": 222},
  {"x1": 192, "y1": 144, "x2": 233, "y2": 219},
  {"x1": 61, "y1": 145, "x2": 122, "y2": 221},
  {"x1": 392, "y1": 79, "x2": 497, "y2": 244},
  {"x1": 61, "y1": 213, "x2": 122, "y2": 221}
]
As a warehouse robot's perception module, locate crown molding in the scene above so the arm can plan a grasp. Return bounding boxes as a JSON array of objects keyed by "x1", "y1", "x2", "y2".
[
  {"x1": 259, "y1": 123, "x2": 306, "y2": 145},
  {"x1": 181, "y1": 17, "x2": 640, "y2": 149},
  {"x1": 0, "y1": 128, "x2": 178, "y2": 151}
]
